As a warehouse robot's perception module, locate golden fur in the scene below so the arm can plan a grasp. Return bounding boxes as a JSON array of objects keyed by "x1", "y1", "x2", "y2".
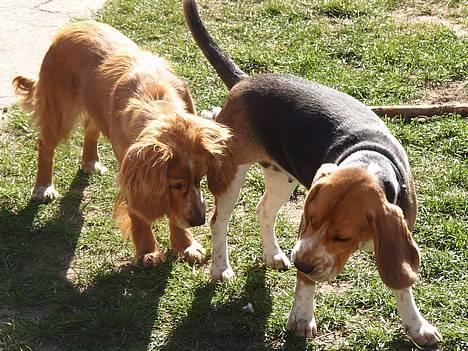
[{"x1": 13, "y1": 20, "x2": 231, "y2": 266}]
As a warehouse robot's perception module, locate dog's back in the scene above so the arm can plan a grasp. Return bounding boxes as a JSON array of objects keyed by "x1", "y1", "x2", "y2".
[{"x1": 13, "y1": 21, "x2": 138, "y2": 139}]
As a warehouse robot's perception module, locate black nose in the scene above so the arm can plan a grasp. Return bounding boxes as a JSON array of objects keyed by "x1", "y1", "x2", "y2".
[
  {"x1": 294, "y1": 259, "x2": 314, "y2": 274},
  {"x1": 189, "y1": 212, "x2": 206, "y2": 227}
]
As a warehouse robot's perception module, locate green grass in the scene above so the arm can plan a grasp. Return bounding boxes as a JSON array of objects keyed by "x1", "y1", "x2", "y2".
[{"x1": 1, "y1": 0, "x2": 467, "y2": 350}]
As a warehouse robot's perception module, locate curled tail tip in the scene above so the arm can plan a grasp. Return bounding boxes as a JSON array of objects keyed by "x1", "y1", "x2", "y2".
[
  {"x1": 12, "y1": 76, "x2": 35, "y2": 94},
  {"x1": 12, "y1": 76, "x2": 36, "y2": 112}
]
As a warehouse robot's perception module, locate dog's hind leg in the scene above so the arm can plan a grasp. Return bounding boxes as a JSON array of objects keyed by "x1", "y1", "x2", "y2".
[
  {"x1": 80, "y1": 114, "x2": 107, "y2": 174},
  {"x1": 33, "y1": 136, "x2": 60, "y2": 203},
  {"x1": 32, "y1": 98, "x2": 75, "y2": 203},
  {"x1": 256, "y1": 166, "x2": 297, "y2": 270}
]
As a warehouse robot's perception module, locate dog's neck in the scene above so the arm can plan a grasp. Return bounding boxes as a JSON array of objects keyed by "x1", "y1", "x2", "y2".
[{"x1": 339, "y1": 150, "x2": 402, "y2": 205}]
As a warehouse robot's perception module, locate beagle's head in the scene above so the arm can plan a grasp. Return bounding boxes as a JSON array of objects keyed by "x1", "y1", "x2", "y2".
[
  {"x1": 118, "y1": 104, "x2": 231, "y2": 229},
  {"x1": 291, "y1": 164, "x2": 420, "y2": 290}
]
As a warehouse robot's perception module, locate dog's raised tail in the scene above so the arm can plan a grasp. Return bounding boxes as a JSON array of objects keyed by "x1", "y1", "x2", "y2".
[
  {"x1": 12, "y1": 76, "x2": 37, "y2": 113},
  {"x1": 183, "y1": 0, "x2": 247, "y2": 89}
]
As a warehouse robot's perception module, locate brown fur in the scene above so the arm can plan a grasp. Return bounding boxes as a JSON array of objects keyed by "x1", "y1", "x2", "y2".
[{"x1": 13, "y1": 21, "x2": 231, "y2": 266}]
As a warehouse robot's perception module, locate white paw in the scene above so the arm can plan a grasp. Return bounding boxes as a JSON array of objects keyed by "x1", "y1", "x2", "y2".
[
  {"x1": 32, "y1": 185, "x2": 59, "y2": 203},
  {"x1": 264, "y1": 250, "x2": 291, "y2": 271},
  {"x1": 405, "y1": 320, "x2": 442, "y2": 346},
  {"x1": 211, "y1": 265, "x2": 235, "y2": 282},
  {"x1": 200, "y1": 106, "x2": 222, "y2": 120},
  {"x1": 81, "y1": 161, "x2": 108, "y2": 174},
  {"x1": 287, "y1": 309, "x2": 317, "y2": 338},
  {"x1": 178, "y1": 242, "x2": 206, "y2": 264}
]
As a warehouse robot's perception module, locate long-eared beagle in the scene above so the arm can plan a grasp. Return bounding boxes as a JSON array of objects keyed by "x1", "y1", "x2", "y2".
[
  {"x1": 13, "y1": 20, "x2": 231, "y2": 267},
  {"x1": 183, "y1": 0, "x2": 441, "y2": 346}
]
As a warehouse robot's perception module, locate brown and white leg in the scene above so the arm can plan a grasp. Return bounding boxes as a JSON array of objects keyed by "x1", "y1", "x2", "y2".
[
  {"x1": 256, "y1": 167, "x2": 297, "y2": 270},
  {"x1": 210, "y1": 164, "x2": 251, "y2": 281},
  {"x1": 287, "y1": 273, "x2": 318, "y2": 337},
  {"x1": 81, "y1": 116, "x2": 107, "y2": 174},
  {"x1": 394, "y1": 288, "x2": 442, "y2": 346},
  {"x1": 169, "y1": 219, "x2": 205, "y2": 264}
]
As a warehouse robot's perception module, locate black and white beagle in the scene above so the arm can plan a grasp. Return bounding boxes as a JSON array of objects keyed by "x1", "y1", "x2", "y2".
[{"x1": 183, "y1": 0, "x2": 441, "y2": 346}]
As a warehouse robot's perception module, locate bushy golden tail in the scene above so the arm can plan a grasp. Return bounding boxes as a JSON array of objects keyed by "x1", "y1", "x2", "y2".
[
  {"x1": 113, "y1": 192, "x2": 132, "y2": 240},
  {"x1": 12, "y1": 76, "x2": 37, "y2": 113}
]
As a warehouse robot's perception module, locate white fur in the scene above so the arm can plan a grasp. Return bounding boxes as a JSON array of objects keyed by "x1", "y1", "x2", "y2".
[
  {"x1": 210, "y1": 164, "x2": 251, "y2": 281},
  {"x1": 81, "y1": 161, "x2": 108, "y2": 174},
  {"x1": 256, "y1": 167, "x2": 297, "y2": 270},
  {"x1": 358, "y1": 239, "x2": 374, "y2": 252},
  {"x1": 32, "y1": 184, "x2": 59, "y2": 202},
  {"x1": 394, "y1": 288, "x2": 442, "y2": 345},
  {"x1": 200, "y1": 106, "x2": 222, "y2": 120},
  {"x1": 291, "y1": 225, "x2": 336, "y2": 281},
  {"x1": 287, "y1": 278, "x2": 317, "y2": 337}
]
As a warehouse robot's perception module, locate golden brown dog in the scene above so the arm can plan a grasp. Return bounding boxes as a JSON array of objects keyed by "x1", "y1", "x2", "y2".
[{"x1": 13, "y1": 20, "x2": 231, "y2": 266}]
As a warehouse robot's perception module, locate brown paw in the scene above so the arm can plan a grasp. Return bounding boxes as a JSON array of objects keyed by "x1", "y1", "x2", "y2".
[
  {"x1": 176, "y1": 242, "x2": 206, "y2": 264},
  {"x1": 138, "y1": 251, "x2": 166, "y2": 268}
]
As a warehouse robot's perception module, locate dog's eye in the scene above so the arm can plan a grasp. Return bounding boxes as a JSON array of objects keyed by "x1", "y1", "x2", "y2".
[
  {"x1": 333, "y1": 236, "x2": 352, "y2": 242},
  {"x1": 169, "y1": 183, "x2": 186, "y2": 191}
]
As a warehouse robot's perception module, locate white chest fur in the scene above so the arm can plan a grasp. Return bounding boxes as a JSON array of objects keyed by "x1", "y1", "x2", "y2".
[{"x1": 358, "y1": 239, "x2": 374, "y2": 252}]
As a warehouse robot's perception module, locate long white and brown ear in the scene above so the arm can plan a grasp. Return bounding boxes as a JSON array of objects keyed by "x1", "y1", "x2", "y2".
[
  {"x1": 118, "y1": 139, "x2": 173, "y2": 222},
  {"x1": 368, "y1": 203, "x2": 420, "y2": 289}
]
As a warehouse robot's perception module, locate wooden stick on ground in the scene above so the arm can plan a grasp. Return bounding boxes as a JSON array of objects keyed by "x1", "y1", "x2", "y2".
[{"x1": 369, "y1": 103, "x2": 468, "y2": 119}]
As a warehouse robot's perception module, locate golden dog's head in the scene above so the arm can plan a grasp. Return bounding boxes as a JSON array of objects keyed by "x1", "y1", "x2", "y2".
[
  {"x1": 118, "y1": 102, "x2": 231, "y2": 229},
  {"x1": 291, "y1": 164, "x2": 420, "y2": 289}
]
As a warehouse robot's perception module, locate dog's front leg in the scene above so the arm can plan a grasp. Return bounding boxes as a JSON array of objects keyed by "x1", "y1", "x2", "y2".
[
  {"x1": 129, "y1": 212, "x2": 165, "y2": 267},
  {"x1": 394, "y1": 287, "x2": 442, "y2": 346},
  {"x1": 169, "y1": 220, "x2": 205, "y2": 264},
  {"x1": 210, "y1": 164, "x2": 250, "y2": 282},
  {"x1": 287, "y1": 273, "x2": 318, "y2": 338}
]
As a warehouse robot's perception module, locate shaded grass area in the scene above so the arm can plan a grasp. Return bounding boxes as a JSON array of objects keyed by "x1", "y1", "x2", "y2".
[{"x1": 1, "y1": 0, "x2": 467, "y2": 350}]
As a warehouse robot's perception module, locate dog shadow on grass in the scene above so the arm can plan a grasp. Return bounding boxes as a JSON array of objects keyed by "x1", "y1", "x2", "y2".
[
  {"x1": 160, "y1": 265, "x2": 307, "y2": 351},
  {"x1": 0, "y1": 171, "x2": 172, "y2": 350}
]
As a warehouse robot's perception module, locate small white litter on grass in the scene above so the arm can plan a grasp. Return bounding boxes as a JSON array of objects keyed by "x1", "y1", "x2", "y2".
[{"x1": 242, "y1": 302, "x2": 254, "y2": 313}]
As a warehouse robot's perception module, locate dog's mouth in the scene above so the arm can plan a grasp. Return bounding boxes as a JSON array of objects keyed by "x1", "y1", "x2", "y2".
[{"x1": 291, "y1": 249, "x2": 338, "y2": 282}]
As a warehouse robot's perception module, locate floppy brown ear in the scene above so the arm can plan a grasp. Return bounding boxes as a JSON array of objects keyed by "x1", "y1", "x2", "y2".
[
  {"x1": 118, "y1": 140, "x2": 172, "y2": 222},
  {"x1": 196, "y1": 120, "x2": 232, "y2": 165},
  {"x1": 301, "y1": 164, "x2": 338, "y2": 231},
  {"x1": 369, "y1": 203, "x2": 420, "y2": 289}
]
